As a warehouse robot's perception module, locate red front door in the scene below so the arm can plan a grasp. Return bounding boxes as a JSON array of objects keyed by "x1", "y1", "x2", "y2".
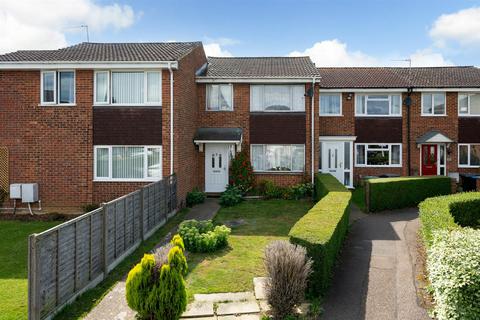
[{"x1": 422, "y1": 144, "x2": 437, "y2": 176}]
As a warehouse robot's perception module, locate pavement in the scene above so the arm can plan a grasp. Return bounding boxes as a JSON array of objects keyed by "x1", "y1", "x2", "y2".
[
  {"x1": 84, "y1": 198, "x2": 220, "y2": 320},
  {"x1": 321, "y1": 206, "x2": 431, "y2": 320}
]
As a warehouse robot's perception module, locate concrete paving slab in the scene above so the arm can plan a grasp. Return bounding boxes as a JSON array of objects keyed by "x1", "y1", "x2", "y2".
[
  {"x1": 194, "y1": 292, "x2": 256, "y2": 303},
  {"x1": 258, "y1": 300, "x2": 270, "y2": 312},
  {"x1": 370, "y1": 255, "x2": 396, "y2": 270},
  {"x1": 217, "y1": 315, "x2": 261, "y2": 320},
  {"x1": 182, "y1": 301, "x2": 215, "y2": 318},
  {"x1": 253, "y1": 277, "x2": 268, "y2": 300},
  {"x1": 216, "y1": 301, "x2": 260, "y2": 316}
]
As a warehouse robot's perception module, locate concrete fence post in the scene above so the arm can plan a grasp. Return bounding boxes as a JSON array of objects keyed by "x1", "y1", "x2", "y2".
[{"x1": 28, "y1": 234, "x2": 39, "y2": 320}]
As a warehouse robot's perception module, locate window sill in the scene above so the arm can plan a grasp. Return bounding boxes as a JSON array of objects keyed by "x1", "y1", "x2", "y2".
[
  {"x1": 458, "y1": 114, "x2": 480, "y2": 117},
  {"x1": 319, "y1": 114, "x2": 343, "y2": 117},
  {"x1": 205, "y1": 109, "x2": 234, "y2": 112},
  {"x1": 355, "y1": 115, "x2": 402, "y2": 118},
  {"x1": 93, "y1": 178, "x2": 162, "y2": 183},
  {"x1": 39, "y1": 104, "x2": 76, "y2": 107},
  {"x1": 93, "y1": 104, "x2": 162, "y2": 108},
  {"x1": 254, "y1": 171, "x2": 304, "y2": 175},
  {"x1": 355, "y1": 165, "x2": 402, "y2": 168},
  {"x1": 458, "y1": 165, "x2": 480, "y2": 169},
  {"x1": 420, "y1": 114, "x2": 447, "y2": 117}
]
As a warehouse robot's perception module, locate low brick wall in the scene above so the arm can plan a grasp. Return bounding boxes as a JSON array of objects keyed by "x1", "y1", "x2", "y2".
[{"x1": 254, "y1": 173, "x2": 305, "y2": 187}]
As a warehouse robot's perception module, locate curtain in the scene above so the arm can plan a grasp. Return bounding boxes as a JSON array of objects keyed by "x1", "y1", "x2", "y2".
[
  {"x1": 96, "y1": 148, "x2": 109, "y2": 178},
  {"x1": 264, "y1": 85, "x2": 290, "y2": 111},
  {"x1": 59, "y1": 71, "x2": 74, "y2": 104},
  {"x1": 250, "y1": 85, "x2": 263, "y2": 111},
  {"x1": 219, "y1": 85, "x2": 232, "y2": 110},
  {"x1": 391, "y1": 95, "x2": 401, "y2": 114},
  {"x1": 112, "y1": 147, "x2": 144, "y2": 179},
  {"x1": 470, "y1": 94, "x2": 480, "y2": 114},
  {"x1": 320, "y1": 94, "x2": 340, "y2": 114},
  {"x1": 112, "y1": 72, "x2": 144, "y2": 104},
  {"x1": 391, "y1": 145, "x2": 401, "y2": 164},
  {"x1": 146, "y1": 71, "x2": 161, "y2": 103},
  {"x1": 95, "y1": 72, "x2": 109, "y2": 103},
  {"x1": 147, "y1": 147, "x2": 161, "y2": 177},
  {"x1": 291, "y1": 145, "x2": 305, "y2": 171},
  {"x1": 251, "y1": 145, "x2": 264, "y2": 171}
]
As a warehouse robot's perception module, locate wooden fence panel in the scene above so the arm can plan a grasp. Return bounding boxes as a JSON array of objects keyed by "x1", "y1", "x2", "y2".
[{"x1": 28, "y1": 175, "x2": 177, "y2": 320}]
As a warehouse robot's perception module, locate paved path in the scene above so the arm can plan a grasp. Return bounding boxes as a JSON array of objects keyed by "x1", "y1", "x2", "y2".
[
  {"x1": 85, "y1": 199, "x2": 220, "y2": 320},
  {"x1": 321, "y1": 206, "x2": 430, "y2": 320}
]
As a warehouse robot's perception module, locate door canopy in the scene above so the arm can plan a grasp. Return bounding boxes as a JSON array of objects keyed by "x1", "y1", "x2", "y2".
[{"x1": 416, "y1": 130, "x2": 453, "y2": 145}]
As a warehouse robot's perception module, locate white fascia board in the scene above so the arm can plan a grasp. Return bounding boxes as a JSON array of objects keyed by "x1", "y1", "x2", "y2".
[
  {"x1": 196, "y1": 77, "x2": 319, "y2": 83},
  {"x1": 319, "y1": 136, "x2": 357, "y2": 141},
  {"x1": 413, "y1": 88, "x2": 480, "y2": 92},
  {"x1": 320, "y1": 88, "x2": 408, "y2": 92},
  {"x1": 0, "y1": 61, "x2": 179, "y2": 70}
]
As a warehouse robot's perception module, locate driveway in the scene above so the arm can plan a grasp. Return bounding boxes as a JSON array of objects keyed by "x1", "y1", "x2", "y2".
[{"x1": 321, "y1": 207, "x2": 430, "y2": 320}]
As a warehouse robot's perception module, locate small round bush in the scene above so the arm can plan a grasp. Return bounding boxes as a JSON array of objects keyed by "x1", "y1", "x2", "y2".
[
  {"x1": 178, "y1": 219, "x2": 231, "y2": 252},
  {"x1": 219, "y1": 185, "x2": 243, "y2": 207},
  {"x1": 186, "y1": 188, "x2": 206, "y2": 207},
  {"x1": 126, "y1": 235, "x2": 188, "y2": 320}
]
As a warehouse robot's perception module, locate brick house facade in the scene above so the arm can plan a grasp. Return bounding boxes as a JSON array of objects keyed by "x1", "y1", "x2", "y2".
[{"x1": 1, "y1": 43, "x2": 480, "y2": 211}]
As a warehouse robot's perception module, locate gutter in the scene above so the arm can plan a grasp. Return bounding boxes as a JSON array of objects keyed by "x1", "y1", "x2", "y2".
[{"x1": 168, "y1": 62, "x2": 174, "y2": 175}]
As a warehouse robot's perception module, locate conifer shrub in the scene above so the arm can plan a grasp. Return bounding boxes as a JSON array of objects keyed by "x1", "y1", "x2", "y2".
[{"x1": 229, "y1": 150, "x2": 255, "y2": 193}]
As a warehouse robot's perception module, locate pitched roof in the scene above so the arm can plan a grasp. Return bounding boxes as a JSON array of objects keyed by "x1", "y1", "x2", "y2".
[
  {"x1": 0, "y1": 42, "x2": 202, "y2": 62},
  {"x1": 199, "y1": 57, "x2": 319, "y2": 78},
  {"x1": 318, "y1": 66, "x2": 480, "y2": 88}
]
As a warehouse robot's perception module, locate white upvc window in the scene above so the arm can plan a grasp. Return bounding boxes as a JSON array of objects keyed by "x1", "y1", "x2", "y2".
[
  {"x1": 250, "y1": 85, "x2": 305, "y2": 112},
  {"x1": 422, "y1": 92, "x2": 446, "y2": 116},
  {"x1": 320, "y1": 93, "x2": 342, "y2": 116},
  {"x1": 206, "y1": 84, "x2": 233, "y2": 111},
  {"x1": 40, "y1": 70, "x2": 75, "y2": 105},
  {"x1": 251, "y1": 144, "x2": 305, "y2": 172},
  {"x1": 355, "y1": 143, "x2": 402, "y2": 167},
  {"x1": 458, "y1": 93, "x2": 480, "y2": 116},
  {"x1": 94, "y1": 146, "x2": 162, "y2": 181},
  {"x1": 355, "y1": 94, "x2": 401, "y2": 116},
  {"x1": 458, "y1": 144, "x2": 480, "y2": 167},
  {"x1": 94, "y1": 70, "x2": 162, "y2": 106}
]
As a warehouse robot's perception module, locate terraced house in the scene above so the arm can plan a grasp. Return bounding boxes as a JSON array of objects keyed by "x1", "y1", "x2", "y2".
[{"x1": 1, "y1": 41, "x2": 480, "y2": 210}]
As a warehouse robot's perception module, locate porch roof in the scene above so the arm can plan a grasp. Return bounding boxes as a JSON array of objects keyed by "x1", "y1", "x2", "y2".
[
  {"x1": 193, "y1": 127, "x2": 243, "y2": 143},
  {"x1": 416, "y1": 130, "x2": 454, "y2": 144}
]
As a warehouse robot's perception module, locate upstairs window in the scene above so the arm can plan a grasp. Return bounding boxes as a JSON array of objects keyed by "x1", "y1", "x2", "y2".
[
  {"x1": 355, "y1": 143, "x2": 401, "y2": 167},
  {"x1": 41, "y1": 71, "x2": 75, "y2": 105},
  {"x1": 250, "y1": 85, "x2": 305, "y2": 112},
  {"x1": 206, "y1": 84, "x2": 233, "y2": 111},
  {"x1": 320, "y1": 93, "x2": 342, "y2": 115},
  {"x1": 459, "y1": 93, "x2": 480, "y2": 116},
  {"x1": 422, "y1": 93, "x2": 446, "y2": 116},
  {"x1": 355, "y1": 94, "x2": 401, "y2": 116},
  {"x1": 94, "y1": 71, "x2": 162, "y2": 105}
]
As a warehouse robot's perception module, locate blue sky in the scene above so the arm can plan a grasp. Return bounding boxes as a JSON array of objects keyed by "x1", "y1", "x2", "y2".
[{"x1": 2, "y1": 0, "x2": 480, "y2": 66}]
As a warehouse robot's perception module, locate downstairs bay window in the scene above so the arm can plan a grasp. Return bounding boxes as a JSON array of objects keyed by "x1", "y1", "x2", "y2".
[
  {"x1": 251, "y1": 144, "x2": 305, "y2": 172},
  {"x1": 94, "y1": 146, "x2": 162, "y2": 181},
  {"x1": 459, "y1": 144, "x2": 480, "y2": 167},
  {"x1": 355, "y1": 144, "x2": 402, "y2": 167}
]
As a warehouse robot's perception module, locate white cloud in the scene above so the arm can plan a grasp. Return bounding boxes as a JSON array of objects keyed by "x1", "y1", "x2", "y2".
[
  {"x1": 0, "y1": 0, "x2": 138, "y2": 53},
  {"x1": 204, "y1": 43, "x2": 233, "y2": 57},
  {"x1": 289, "y1": 39, "x2": 453, "y2": 67},
  {"x1": 430, "y1": 7, "x2": 480, "y2": 47}
]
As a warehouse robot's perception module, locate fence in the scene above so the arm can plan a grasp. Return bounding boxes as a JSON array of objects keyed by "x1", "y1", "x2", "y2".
[{"x1": 28, "y1": 175, "x2": 177, "y2": 320}]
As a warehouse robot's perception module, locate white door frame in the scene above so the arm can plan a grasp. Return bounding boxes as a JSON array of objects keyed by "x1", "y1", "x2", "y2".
[
  {"x1": 204, "y1": 143, "x2": 232, "y2": 193},
  {"x1": 319, "y1": 136, "x2": 356, "y2": 188}
]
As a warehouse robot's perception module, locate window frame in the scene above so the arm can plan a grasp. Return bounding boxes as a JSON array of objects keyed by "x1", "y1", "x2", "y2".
[
  {"x1": 458, "y1": 143, "x2": 480, "y2": 168},
  {"x1": 250, "y1": 144, "x2": 305, "y2": 173},
  {"x1": 250, "y1": 84, "x2": 305, "y2": 112},
  {"x1": 93, "y1": 145, "x2": 162, "y2": 182},
  {"x1": 458, "y1": 93, "x2": 480, "y2": 117},
  {"x1": 355, "y1": 143, "x2": 402, "y2": 168},
  {"x1": 354, "y1": 93, "x2": 402, "y2": 117},
  {"x1": 205, "y1": 83, "x2": 234, "y2": 111},
  {"x1": 319, "y1": 93, "x2": 342, "y2": 116},
  {"x1": 421, "y1": 92, "x2": 447, "y2": 116},
  {"x1": 40, "y1": 70, "x2": 76, "y2": 106},
  {"x1": 93, "y1": 70, "x2": 162, "y2": 106}
]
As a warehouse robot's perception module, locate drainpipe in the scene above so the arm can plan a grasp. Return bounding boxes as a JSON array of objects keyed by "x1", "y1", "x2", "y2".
[
  {"x1": 168, "y1": 63, "x2": 174, "y2": 175},
  {"x1": 311, "y1": 77, "x2": 316, "y2": 184},
  {"x1": 406, "y1": 87, "x2": 413, "y2": 176}
]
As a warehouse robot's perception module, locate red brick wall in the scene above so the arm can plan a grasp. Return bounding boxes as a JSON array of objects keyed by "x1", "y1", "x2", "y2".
[
  {"x1": 0, "y1": 70, "x2": 94, "y2": 208},
  {"x1": 254, "y1": 173, "x2": 305, "y2": 187},
  {"x1": 318, "y1": 92, "x2": 355, "y2": 136},
  {"x1": 93, "y1": 182, "x2": 146, "y2": 204}
]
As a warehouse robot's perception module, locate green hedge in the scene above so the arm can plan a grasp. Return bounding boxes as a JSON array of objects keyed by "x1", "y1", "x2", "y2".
[
  {"x1": 289, "y1": 173, "x2": 351, "y2": 296},
  {"x1": 367, "y1": 176, "x2": 451, "y2": 212},
  {"x1": 419, "y1": 192, "x2": 480, "y2": 247}
]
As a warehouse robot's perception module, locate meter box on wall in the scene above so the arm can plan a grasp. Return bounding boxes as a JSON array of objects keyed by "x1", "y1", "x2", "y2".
[{"x1": 21, "y1": 183, "x2": 38, "y2": 203}]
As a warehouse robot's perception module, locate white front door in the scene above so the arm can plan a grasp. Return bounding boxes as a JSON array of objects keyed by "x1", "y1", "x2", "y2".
[
  {"x1": 322, "y1": 142, "x2": 344, "y2": 184},
  {"x1": 205, "y1": 144, "x2": 231, "y2": 193}
]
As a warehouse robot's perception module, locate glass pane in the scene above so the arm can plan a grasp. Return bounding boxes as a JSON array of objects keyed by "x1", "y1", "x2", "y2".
[
  {"x1": 147, "y1": 148, "x2": 161, "y2": 178},
  {"x1": 211, "y1": 154, "x2": 215, "y2": 168},
  {"x1": 292, "y1": 85, "x2": 305, "y2": 111},
  {"x1": 318, "y1": 143, "x2": 322, "y2": 170},
  {"x1": 251, "y1": 145, "x2": 264, "y2": 171},
  {"x1": 433, "y1": 93, "x2": 445, "y2": 115},
  {"x1": 112, "y1": 147, "x2": 144, "y2": 179},
  {"x1": 207, "y1": 85, "x2": 219, "y2": 111},
  {"x1": 439, "y1": 145, "x2": 445, "y2": 165},
  {"x1": 219, "y1": 85, "x2": 233, "y2": 110},
  {"x1": 250, "y1": 85, "x2": 263, "y2": 111},
  {"x1": 459, "y1": 94, "x2": 469, "y2": 114},
  {"x1": 219, "y1": 153, "x2": 222, "y2": 168},
  {"x1": 368, "y1": 95, "x2": 389, "y2": 100},
  {"x1": 367, "y1": 99, "x2": 389, "y2": 115},
  {"x1": 367, "y1": 150, "x2": 389, "y2": 166},
  {"x1": 112, "y1": 72, "x2": 144, "y2": 104},
  {"x1": 355, "y1": 95, "x2": 365, "y2": 114},
  {"x1": 459, "y1": 145, "x2": 469, "y2": 165},
  {"x1": 391, "y1": 95, "x2": 401, "y2": 115},
  {"x1": 42, "y1": 72, "x2": 55, "y2": 103},
  {"x1": 344, "y1": 142, "x2": 350, "y2": 169},
  {"x1": 146, "y1": 72, "x2": 161, "y2": 103},
  {"x1": 422, "y1": 94, "x2": 432, "y2": 114},
  {"x1": 470, "y1": 94, "x2": 480, "y2": 115},
  {"x1": 95, "y1": 72, "x2": 108, "y2": 103},
  {"x1": 264, "y1": 85, "x2": 291, "y2": 111},
  {"x1": 344, "y1": 172, "x2": 350, "y2": 186},
  {"x1": 320, "y1": 94, "x2": 341, "y2": 114},
  {"x1": 391, "y1": 145, "x2": 400, "y2": 165},
  {"x1": 266, "y1": 145, "x2": 291, "y2": 171},
  {"x1": 292, "y1": 145, "x2": 305, "y2": 171},
  {"x1": 58, "y1": 71, "x2": 74, "y2": 104},
  {"x1": 471, "y1": 145, "x2": 480, "y2": 166},
  {"x1": 356, "y1": 145, "x2": 365, "y2": 165},
  {"x1": 96, "y1": 148, "x2": 109, "y2": 178}
]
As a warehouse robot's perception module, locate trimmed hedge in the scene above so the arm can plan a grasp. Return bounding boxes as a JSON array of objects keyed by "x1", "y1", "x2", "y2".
[
  {"x1": 366, "y1": 176, "x2": 451, "y2": 212},
  {"x1": 289, "y1": 173, "x2": 351, "y2": 296},
  {"x1": 419, "y1": 192, "x2": 480, "y2": 247}
]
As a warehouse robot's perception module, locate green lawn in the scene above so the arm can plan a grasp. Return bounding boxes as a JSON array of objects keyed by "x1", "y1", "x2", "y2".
[
  {"x1": 185, "y1": 199, "x2": 312, "y2": 299},
  {"x1": 0, "y1": 220, "x2": 60, "y2": 320}
]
